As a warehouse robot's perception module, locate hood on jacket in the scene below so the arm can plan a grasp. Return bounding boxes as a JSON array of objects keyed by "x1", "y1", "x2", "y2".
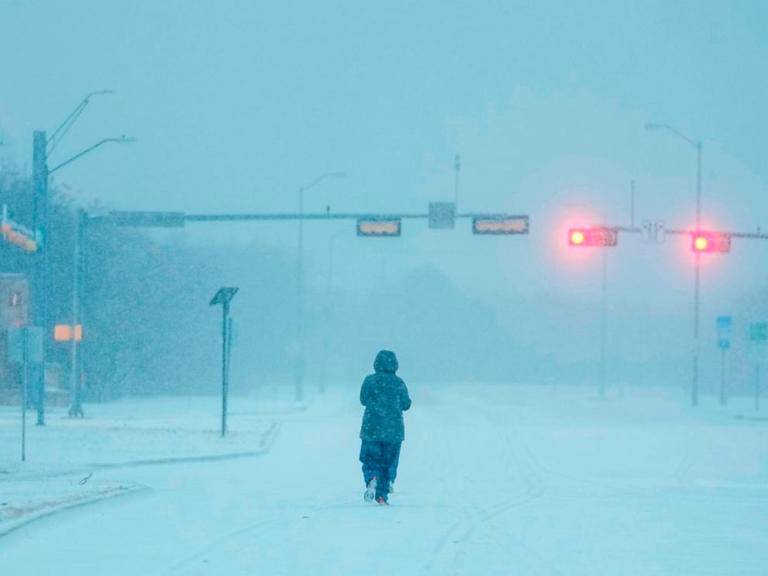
[{"x1": 373, "y1": 350, "x2": 399, "y2": 373}]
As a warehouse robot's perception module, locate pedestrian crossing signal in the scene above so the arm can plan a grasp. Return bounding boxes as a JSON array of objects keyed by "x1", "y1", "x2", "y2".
[{"x1": 568, "y1": 227, "x2": 618, "y2": 247}]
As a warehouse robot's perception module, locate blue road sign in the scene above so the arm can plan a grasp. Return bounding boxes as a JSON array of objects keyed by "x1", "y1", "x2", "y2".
[{"x1": 717, "y1": 316, "x2": 732, "y2": 349}]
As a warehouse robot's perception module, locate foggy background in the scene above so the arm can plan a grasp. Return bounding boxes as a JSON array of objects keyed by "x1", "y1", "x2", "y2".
[{"x1": 2, "y1": 0, "x2": 767, "y2": 397}]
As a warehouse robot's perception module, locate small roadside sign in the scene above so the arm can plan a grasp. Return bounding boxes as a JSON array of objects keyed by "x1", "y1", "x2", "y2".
[
  {"x1": 750, "y1": 322, "x2": 768, "y2": 343},
  {"x1": 717, "y1": 316, "x2": 732, "y2": 349},
  {"x1": 641, "y1": 220, "x2": 666, "y2": 244},
  {"x1": 428, "y1": 202, "x2": 456, "y2": 229},
  {"x1": 109, "y1": 211, "x2": 186, "y2": 228}
]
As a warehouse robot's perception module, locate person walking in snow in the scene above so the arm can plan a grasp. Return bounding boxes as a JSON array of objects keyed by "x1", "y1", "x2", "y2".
[{"x1": 359, "y1": 350, "x2": 411, "y2": 505}]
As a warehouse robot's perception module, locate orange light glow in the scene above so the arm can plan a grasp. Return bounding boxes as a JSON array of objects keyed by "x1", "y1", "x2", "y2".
[{"x1": 54, "y1": 325, "x2": 73, "y2": 342}]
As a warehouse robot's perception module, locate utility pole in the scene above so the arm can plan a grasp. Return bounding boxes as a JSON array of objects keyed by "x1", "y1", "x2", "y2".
[
  {"x1": 29, "y1": 91, "x2": 132, "y2": 423},
  {"x1": 32, "y1": 131, "x2": 48, "y2": 426}
]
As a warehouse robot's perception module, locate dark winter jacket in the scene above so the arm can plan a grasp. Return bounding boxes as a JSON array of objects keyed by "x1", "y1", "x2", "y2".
[{"x1": 359, "y1": 350, "x2": 411, "y2": 443}]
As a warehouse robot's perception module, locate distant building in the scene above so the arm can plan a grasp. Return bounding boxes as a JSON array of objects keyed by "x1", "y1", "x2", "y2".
[{"x1": 0, "y1": 273, "x2": 30, "y2": 399}]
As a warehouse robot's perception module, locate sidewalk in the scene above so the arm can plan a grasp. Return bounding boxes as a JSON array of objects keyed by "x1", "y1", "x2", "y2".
[{"x1": 0, "y1": 394, "x2": 293, "y2": 535}]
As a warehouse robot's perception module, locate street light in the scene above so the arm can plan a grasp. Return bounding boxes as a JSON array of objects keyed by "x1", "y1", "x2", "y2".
[
  {"x1": 646, "y1": 122, "x2": 703, "y2": 406},
  {"x1": 295, "y1": 171, "x2": 345, "y2": 402},
  {"x1": 31, "y1": 91, "x2": 133, "y2": 423}
]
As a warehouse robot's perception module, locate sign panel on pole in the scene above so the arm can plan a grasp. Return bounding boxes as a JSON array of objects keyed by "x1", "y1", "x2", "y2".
[
  {"x1": 109, "y1": 211, "x2": 186, "y2": 228},
  {"x1": 472, "y1": 215, "x2": 529, "y2": 235},
  {"x1": 428, "y1": 202, "x2": 456, "y2": 229},
  {"x1": 750, "y1": 322, "x2": 768, "y2": 343},
  {"x1": 641, "y1": 221, "x2": 666, "y2": 244},
  {"x1": 357, "y1": 218, "x2": 402, "y2": 237},
  {"x1": 717, "y1": 316, "x2": 732, "y2": 350}
]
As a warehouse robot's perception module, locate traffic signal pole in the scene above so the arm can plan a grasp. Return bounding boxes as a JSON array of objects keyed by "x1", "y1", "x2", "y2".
[
  {"x1": 692, "y1": 142, "x2": 703, "y2": 407},
  {"x1": 600, "y1": 246, "x2": 607, "y2": 398}
]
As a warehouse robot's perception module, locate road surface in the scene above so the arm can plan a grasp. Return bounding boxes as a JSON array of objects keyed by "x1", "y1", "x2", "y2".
[{"x1": 3, "y1": 384, "x2": 767, "y2": 575}]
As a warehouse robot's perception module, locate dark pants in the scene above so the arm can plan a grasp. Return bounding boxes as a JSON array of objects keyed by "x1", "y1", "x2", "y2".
[
  {"x1": 389, "y1": 442, "x2": 401, "y2": 483},
  {"x1": 360, "y1": 440, "x2": 400, "y2": 501}
]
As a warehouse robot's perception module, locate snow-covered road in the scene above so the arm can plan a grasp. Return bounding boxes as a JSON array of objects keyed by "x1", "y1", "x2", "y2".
[{"x1": 3, "y1": 384, "x2": 767, "y2": 575}]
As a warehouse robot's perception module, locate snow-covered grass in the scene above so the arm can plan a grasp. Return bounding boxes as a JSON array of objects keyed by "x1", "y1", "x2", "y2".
[{"x1": 0, "y1": 392, "x2": 287, "y2": 536}]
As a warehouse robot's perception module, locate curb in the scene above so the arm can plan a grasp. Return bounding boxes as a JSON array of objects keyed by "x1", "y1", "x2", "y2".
[
  {"x1": 0, "y1": 483, "x2": 148, "y2": 538},
  {"x1": 1, "y1": 422, "x2": 281, "y2": 483},
  {"x1": 0, "y1": 422, "x2": 281, "y2": 536}
]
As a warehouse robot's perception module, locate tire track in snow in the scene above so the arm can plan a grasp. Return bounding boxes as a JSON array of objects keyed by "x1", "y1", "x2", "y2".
[{"x1": 422, "y1": 390, "x2": 553, "y2": 575}]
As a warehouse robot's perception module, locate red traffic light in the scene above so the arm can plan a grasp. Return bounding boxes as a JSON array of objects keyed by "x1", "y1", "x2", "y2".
[
  {"x1": 568, "y1": 227, "x2": 618, "y2": 247},
  {"x1": 691, "y1": 232, "x2": 730, "y2": 253}
]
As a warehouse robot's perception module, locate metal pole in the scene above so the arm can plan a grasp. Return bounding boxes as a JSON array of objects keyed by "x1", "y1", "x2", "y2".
[
  {"x1": 692, "y1": 142, "x2": 702, "y2": 407},
  {"x1": 322, "y1": 233, "x2": 341, "y2": 394},
  {"x1": 756, "y1": 366, "x2": 761, "y2": 412},
  {"x1": 32, "y1": 131, "x2": 48, "y2": 426},
  {"x1": 295, "y1": 187, "x2": 305, "y2": 402},
  {"x1": 221, "y1": 302, "x2": 229, "y2": 437},
  {"x1": 719, "y1": 348, "x2": 727, "y2": 406},
  {"x1": 693, "y1": 255, "x2": 700, "y2": 406},
  {"x1": 454, "y1": 154, "x2": 461, "y2": 209},
  {"x1": 68, "y1": 209, "x2": 82, "y2": 417},
  {"x1": 600, "y1": 245, "x2": 607, "y2": 398},
  {"x1": 21, "y1": 327, "x2": 28, "y2": 462},
  {"x1": 77, "y1": 212, "x2": 88, "y2": 403},
  {"x1": 630, "y1": 180, "x2": 636, "y2": 228}
]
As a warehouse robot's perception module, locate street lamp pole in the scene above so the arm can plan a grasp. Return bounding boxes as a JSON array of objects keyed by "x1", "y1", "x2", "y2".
[
  {"x1": 295, "y1": 171, "x2": 345, "y2": 402},
  {"x1": 30, "y1": 91, "x2": 131, "y2": 423},
  {"x1": 646, "y1": 122, "x2": 703, "y2": 406}
]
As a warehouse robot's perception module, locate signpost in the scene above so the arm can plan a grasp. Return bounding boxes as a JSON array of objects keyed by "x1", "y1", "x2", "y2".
[
  {"x1": 7, "y1": 326, "x2": 43, "y2": 461},
  {"x1": 716, "y1": 316, "x2": 732, "y2": 405},
  {"x1": 209, "y1": 287, "x2": 238, "y2": 437},
  {"x1": 750, "y1": 322, "x2": 767, "y2": 411}
]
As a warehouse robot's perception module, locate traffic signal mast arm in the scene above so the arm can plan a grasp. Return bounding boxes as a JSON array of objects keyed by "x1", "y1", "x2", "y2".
[{"x1": 568, "y1": 223, "x2": 768, "y2": 251}]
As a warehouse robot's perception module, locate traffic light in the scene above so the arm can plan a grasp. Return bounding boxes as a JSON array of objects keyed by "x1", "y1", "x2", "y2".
[
  {"x1": 472, "y1": 215, "x2": 529, "y2": 235},
  {"x1": 357, "y1": 218, "x2": 401, "y2": 237},
  {"x1": 1, "y1": 215, "x2": 38, "y2": 253},
  {"x1": 2, "y1": 228, "x2": 37, "y2": 252},
  {"x1": 691, "y1": 232, "x2": 730, "y2": 253},
  {"x1": 568, "y1": 227, "x2": 618, "y2": 247}
]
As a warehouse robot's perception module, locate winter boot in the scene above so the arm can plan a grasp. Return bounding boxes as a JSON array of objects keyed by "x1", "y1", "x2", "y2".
[
  {"x1": 376, "y1": 496, "x2": 389, "y2": 506},
  {"x1": 364, "y1": 476, "x2": 377, "y2": 503}
]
